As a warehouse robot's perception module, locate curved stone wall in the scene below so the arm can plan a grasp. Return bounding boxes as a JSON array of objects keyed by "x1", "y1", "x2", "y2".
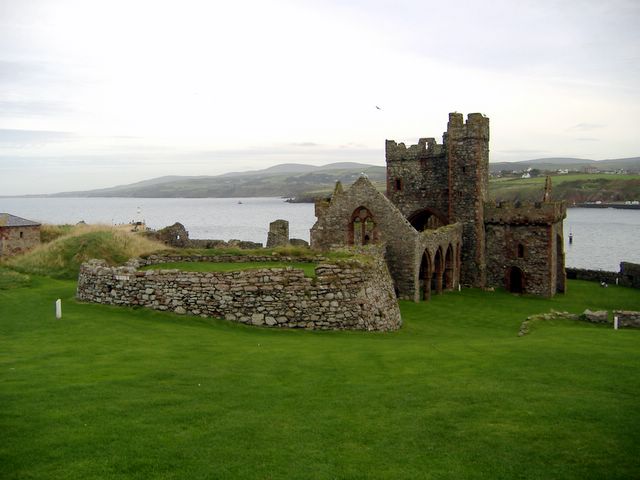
[{"x1": 76, "y1": 252, "x2": 401, "y2": 331}]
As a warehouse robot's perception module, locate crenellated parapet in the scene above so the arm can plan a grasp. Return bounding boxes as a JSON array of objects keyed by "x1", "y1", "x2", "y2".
[
  {"x1": 385, "y1": 137, "x2": 443, "y2": 162},
  {"x1": 446, "y1": 112, "x2": 490, "y2": 141},
  {"x1": 484, "y1": 201, "x2": 566, "y2": 225}
]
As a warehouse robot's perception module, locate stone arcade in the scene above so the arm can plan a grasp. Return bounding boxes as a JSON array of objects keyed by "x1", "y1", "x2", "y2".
[{"x1": 311, "y1": 113, "x2": 566, "y2": 300}]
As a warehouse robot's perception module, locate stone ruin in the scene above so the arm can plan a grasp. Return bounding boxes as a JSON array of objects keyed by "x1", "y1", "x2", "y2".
[
  {"x1": 311, "y1": 112, "x2": 566, "y2": 301},
  {"x1": 76, "y1": 249, "x2": 401, "y2": 331},
  {"x1": 266, "y1": 219, "x2": 310, "y2": 248}
]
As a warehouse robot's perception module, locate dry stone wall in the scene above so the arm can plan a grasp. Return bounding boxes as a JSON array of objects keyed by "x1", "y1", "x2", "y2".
[
  {"x1": 77, "y1": 253, "x2": 401, "y2": 331},
  {"x1": 614, "y1": 311, "x2": 640, "y2": 329}
]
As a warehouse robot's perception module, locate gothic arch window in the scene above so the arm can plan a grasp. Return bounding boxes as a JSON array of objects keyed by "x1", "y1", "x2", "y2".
[{"x1": 349, "y1": 207, "x2": 378, "y2": 246}]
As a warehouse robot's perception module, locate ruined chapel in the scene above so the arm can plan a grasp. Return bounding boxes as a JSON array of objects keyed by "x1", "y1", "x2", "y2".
[{"x1": 310, "y1": 112, "x2": 567, "y2": 301}]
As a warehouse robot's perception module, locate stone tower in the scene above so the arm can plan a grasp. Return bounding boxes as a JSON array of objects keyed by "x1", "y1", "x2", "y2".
[
  {"x1": 385, "y1": 112, "x2": 489, "y2": 287},
  {"x1": 447, "y1": 112, "x2": 490, "y2": 287}
]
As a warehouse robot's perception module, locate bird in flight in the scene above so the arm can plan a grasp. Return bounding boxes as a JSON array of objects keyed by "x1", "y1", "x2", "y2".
[{"x1": 375, "y1": 106, "x2": 382, "y2": 110}]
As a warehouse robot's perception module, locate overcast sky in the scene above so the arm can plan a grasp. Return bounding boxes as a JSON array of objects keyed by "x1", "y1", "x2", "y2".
[{"x1": 1, "y1": 0, "x2": 639, "y2": 195}]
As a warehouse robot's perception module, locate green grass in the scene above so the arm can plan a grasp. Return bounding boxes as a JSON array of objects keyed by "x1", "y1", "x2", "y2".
[
  {"x1": 1, "y1": 278, "x2": 639, "y2": 479},
  {"x1": 0, "y1": 266, "x2": 31, "y2": 289},
  {"x1": 490, "y1": 173, "x2": 640, "y2": 202},
  {"x1": 142, "y1": 261, "x2": 318, "y2": 278},
  {"x1": 6, "y1": 225, "x2": 164, "y2": 279}
]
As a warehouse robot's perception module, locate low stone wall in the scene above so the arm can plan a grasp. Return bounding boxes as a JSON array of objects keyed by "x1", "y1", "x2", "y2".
[
  {"x1": 77, "y1": 252, "x2": 402, "y2": 331},
  {"x1": 566, "y1": 268, "x2": 618, "y2": 284},
  {"x1": 614, "y1": 311, "x2": 640, "y2": 329},
  {"x1": 566, "y1": 262, "x2": 640, "y2": 289}
]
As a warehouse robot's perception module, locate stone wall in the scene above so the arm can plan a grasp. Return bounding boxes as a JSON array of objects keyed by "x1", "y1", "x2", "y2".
[
  {"x1": 565, "y1": 262, "x2": 640, "y2": 289},
  {"x1": 614, "y1": 310, "x2": 640, "y2": 329},
  {"x1": 0, "y1": 225, "x2": 41, "y2": 257},
  {"x1": 566, "y1": 268, "x2": 619, "y2": 284},
  {"x1": 385, "y1": 113, "x2": 489, "y2": 287},
  {"x1": 266, "y1": 219, "x2": 289, "y2": 248},
  {"x1": 620, "y1": 262, "x2": 640, "y2": 289},
  {"x1": 76, "y1": 251, "x2": 402, "y2": 331}
]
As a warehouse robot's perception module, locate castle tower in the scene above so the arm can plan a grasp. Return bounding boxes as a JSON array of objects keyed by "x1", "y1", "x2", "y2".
[
  {"x1": 447, "y1": 113, "x2": 490, "y2": 287},
  {"x1": 385, "y1": 112, "x2": 489, "y2": 287}
]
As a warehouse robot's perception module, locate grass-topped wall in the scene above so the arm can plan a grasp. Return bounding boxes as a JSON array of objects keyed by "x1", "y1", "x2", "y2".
[{"x1": 77, "y1": 251, "x2": 401, "y2": 331}]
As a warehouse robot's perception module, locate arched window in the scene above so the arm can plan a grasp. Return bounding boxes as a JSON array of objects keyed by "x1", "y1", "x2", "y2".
[
  {"x1": 349, "y1": 207, "x2": 377, "y2": 245},
  {"x1": 517, "y1": 243, "x2": 525, "y2": 258}
]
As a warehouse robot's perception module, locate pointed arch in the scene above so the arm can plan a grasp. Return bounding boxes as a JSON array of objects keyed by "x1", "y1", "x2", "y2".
[
  {"x1": 348, "y1": 206, "x2": 378, "y2": 246},
  {"x1": 419, "y1": 250, "x2": 432, "y2": 301},
  {"x1": 444, "y1": 244, "x2": 454, "y2": 290},
  {"x1": 432, "y1": 247, "x2": 444, "y2": 294},
  {"x1": 407, "y1": 208, "x2": 448, "y2": 231},
  {"x1": 506, "y1": 266, "x2": 525, "y2": 294}
]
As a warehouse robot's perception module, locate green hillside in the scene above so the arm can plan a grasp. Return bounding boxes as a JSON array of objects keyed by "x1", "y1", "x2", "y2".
[{"x1": 489, "y1": 173, "x2": 640, "y2": 203}]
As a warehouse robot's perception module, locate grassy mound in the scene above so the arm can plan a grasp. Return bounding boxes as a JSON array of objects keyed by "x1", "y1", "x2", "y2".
[
  {"x1": 0, "y1": 267, "x2": 31, "y2": 290},
  {"x1": 5, "y1": 225, "x2": 164, "y2": 279}
]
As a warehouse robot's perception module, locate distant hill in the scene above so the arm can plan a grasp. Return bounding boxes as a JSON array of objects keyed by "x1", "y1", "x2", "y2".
[
  {"x1": 20, "y1": 156, "x2": 639, "y2": 200},
  {"x1": 490, "y1": 157, "x2": 640, "y2": 173},
  {"x1": 45, "y1": 162, "x2": 387, "y2": 199}
]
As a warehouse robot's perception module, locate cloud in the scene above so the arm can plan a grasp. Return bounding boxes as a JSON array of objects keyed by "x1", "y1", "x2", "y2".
[
  {"x1": 575, "y1": 137, "x2": 599, "y2": 142},
  {"x1": 0, "y1": 129, "x2": 74, "y2": 146},
  {"x1": 567, "y1": 123, "x2": 606, "y2": 131},
  {"x1": 0, "y1": 100, "x2": 71, "y2": 118},
  {"x1": 288, "y1": 142, "x2": 319, "y2": 147}
]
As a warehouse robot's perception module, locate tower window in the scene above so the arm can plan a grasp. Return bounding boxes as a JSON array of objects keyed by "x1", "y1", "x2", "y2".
[
  {"x1": 19, "y1": 231, "x2": 24, "y2": 239},
  {"x1": 395, "y1": 178, "x2": 403, "y2": 191},
  {"x1": 517, "y1": 243, "x2": 525, "y2": 258}
]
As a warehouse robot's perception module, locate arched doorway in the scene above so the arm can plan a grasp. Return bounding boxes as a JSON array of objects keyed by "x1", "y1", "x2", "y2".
[
  {"x1": 419, "y1": 250, "x2": 432, "y2": 301},
  {"x1": 349, "y1": 207, "x2": 377, "y2": 246},
  {"x1": 432, "y1": 248, "x2": 444, "y2": 294},
  {"x1": 507, "y1": 266, "x2": 525, "y2": 294},
  {"x1": 444, "y1": 244, "x2": 454, "y2": 290},
  {"x1": 408, "y1": 208, "x2": 448, "y2": 231}
]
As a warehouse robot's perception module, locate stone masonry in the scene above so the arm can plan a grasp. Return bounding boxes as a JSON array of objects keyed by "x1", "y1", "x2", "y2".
[
  {"x1": 311, "y1": 112, "x2": 566, "y2": 300},
  {"x1": 76, "y1": 250, "x2": 402, "y2": 331},
  {"x1": 266, "y1": 219, "x2": 289, "y2": 248},
  {"x1": 0, "y1": 213, "x2": 41, "y2": 257}
]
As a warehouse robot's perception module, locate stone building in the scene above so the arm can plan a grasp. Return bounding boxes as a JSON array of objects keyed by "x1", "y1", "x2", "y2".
[
  {"x1": 311, "y1": 112, "x2": 566, "y2": 300},
  {"x1": 0, "y1": 213, "x2": 41, "y2": 257}
]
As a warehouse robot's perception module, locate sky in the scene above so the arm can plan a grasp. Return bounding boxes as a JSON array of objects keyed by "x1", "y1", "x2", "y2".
[{"x1": 1, "y1": 0, "x2": 639, "y2": 195}]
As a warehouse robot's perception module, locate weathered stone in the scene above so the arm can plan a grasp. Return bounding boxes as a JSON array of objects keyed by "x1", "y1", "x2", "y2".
[
  {"x1": 76, "y1": 252, "x2": 402, "y2": 331},
  {"x1": 310, "y1": 112, "x2": 565, "y2": 301},
  {"x1": 581, "y1": 309, "x2": 609, "y2": 324}
]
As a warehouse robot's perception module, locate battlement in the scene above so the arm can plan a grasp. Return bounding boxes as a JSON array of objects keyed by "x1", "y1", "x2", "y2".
[
  {"x1": 385, "y1": 137, "x2": 443, "y2": 162},
  {"x1": 484, "y1": 201, "x2": 566, "y2": 225},
  {"x1": 447, "y1": 112, "x2": 490, "y2": 140}
]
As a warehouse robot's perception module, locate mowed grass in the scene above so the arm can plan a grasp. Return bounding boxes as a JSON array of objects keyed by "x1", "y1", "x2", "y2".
[
  {"x1": 142, "y1": 261, "x2": 318, "y2": 278},
  {"x1": 1, "y1": 278, "x2": 639, "y2": 479}
]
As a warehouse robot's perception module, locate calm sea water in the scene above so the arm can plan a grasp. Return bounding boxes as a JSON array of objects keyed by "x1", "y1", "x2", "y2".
[{"x1": 2, "y1": 197, "x2": 638, "y2": 271}]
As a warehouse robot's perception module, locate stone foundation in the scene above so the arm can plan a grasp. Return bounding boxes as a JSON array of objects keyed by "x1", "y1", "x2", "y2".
[{"x1": 76, "y1": 250, "x2": 401, "y2": 331}]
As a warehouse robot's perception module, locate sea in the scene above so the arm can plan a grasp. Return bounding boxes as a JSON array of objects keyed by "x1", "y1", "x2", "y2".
[{"x1": 2, "y1": 197, "x2": 638, "y2": 272}]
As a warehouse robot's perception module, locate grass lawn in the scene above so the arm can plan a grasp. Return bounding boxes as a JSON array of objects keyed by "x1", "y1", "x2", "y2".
[
  {"x1": 1, "y1": 278, "x2": 639, "y2": 479},
  {"x1": 141, "y1": 261, "x2": 318, "y2": 278}
]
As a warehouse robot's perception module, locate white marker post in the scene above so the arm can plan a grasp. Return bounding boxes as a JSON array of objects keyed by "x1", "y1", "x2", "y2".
[
  {"x1": 55, "y1": 299, "x2": 62, "y2": 319},
  {"x1": 614, "y1": 315, "x2": 619, "y2": 330}
]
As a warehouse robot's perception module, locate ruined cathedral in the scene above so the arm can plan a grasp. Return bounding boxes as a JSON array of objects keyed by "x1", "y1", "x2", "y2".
[{"x1": 311, "y1": 112, "x2": 566, "y2": 301}]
